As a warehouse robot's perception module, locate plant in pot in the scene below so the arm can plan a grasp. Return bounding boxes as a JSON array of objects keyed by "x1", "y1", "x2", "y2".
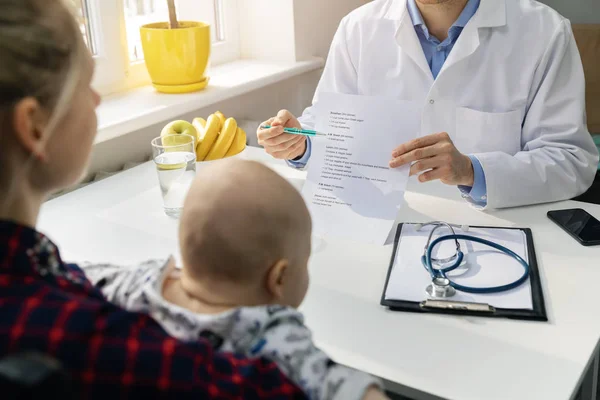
[{"x1": 140, "y1": 0, "x2": 210, "y2": 94}]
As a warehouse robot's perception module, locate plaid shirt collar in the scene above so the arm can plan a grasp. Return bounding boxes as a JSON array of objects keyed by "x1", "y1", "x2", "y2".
[{"x1": 0, "y1": 219, "x2": 93, "y2": 290}]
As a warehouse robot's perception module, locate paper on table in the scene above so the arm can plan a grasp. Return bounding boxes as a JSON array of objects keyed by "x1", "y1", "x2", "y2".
[
  {"x1": 384, "y1": 224, "x2": 533, "y2": 310},
  {"x1": 301, "y1": 93, "x2": 421, "y2": 245}
]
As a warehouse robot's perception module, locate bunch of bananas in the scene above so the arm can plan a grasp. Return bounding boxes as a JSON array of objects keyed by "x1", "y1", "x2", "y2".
[
  {"x1": 160, "y1": 111, "x2": 247, "y2": 162},
  {"x1": 193, "y1": 111, "x2": 247, "y2": 161}
]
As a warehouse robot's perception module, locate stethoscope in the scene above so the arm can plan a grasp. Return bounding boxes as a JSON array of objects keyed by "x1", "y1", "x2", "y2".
[{"x1": 415, "y1": 222, "x2": 530, "y2": 299}]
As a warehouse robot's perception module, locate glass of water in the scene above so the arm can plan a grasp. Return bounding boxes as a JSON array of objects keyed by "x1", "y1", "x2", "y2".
[{"x1": 151, "y1": 134, "x2": 196, "y2": 218}]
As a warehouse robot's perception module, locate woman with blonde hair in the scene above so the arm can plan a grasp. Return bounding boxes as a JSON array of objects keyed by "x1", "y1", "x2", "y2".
[{"x1": 0, "y1": 0, "x2": 306, "y2": 397}]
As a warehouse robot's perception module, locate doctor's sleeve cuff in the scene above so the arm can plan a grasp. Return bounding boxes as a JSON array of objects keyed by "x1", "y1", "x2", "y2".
[
  {"x1": 458, "y1": 155, "x2": 488, "y2": 207},
  {"x1": 286, "y1": 137, "x2": 312, "y2": 170}
]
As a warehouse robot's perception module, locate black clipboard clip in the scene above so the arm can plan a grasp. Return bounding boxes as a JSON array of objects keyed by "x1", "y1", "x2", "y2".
[{"x1": 420, "y1": 300, "x2": 496, "y2": 313}]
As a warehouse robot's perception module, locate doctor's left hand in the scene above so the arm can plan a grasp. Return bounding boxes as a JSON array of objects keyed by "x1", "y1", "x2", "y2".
[{"x1": 389, "y1": 132, "x2": 474, "y2": 187}]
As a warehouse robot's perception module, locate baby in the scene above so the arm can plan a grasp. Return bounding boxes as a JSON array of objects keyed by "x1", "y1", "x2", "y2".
[{"x1": 83, "y1": 159, "x2": 384, "y2": 400}]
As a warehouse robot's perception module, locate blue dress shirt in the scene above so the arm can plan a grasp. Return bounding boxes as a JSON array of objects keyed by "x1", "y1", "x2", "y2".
[{"x1": 290, "y1": 0, "x2": 488, "y2": 206}]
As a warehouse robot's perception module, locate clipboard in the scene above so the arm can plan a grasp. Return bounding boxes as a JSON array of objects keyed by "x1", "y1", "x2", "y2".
[{"x1": 380, "y1": 223, "x2": 548, "y2": 321}]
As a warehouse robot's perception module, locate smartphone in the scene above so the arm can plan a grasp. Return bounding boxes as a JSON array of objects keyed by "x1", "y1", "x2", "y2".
[{"x1": 547, "y1": 208, "x2": 600, "y2": 246}]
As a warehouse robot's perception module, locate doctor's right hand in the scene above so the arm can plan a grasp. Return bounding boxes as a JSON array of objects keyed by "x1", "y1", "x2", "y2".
[{"x1": 257, "y1": 110, "x2": 307, "y2": 160}]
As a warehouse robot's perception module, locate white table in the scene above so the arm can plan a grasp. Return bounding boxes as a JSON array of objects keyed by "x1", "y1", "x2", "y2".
[{"x1": 40, "y1": 146, "x2": 600, "y2": 400}]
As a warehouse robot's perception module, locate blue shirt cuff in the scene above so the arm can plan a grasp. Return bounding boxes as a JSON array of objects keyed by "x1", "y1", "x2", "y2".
[
  {"x1": 458, "y1": 155, "x2": 487, "y2": 206},
  {"x1": 286, "y1": 137, "x2": 312, "y2": 169}
]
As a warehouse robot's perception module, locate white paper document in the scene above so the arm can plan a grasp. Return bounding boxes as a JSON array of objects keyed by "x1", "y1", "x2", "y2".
[
  {"x1": 384, "y1": 224, "x2": 533, "y2": 310},
  {"x1": 301, "y1": 93, "x2": 421, "y2": 244}
]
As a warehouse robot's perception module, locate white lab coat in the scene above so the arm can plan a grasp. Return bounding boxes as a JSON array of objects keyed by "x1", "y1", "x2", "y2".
[{"x1": 298, "y1": 0, "x2": 599, "y2": 209}]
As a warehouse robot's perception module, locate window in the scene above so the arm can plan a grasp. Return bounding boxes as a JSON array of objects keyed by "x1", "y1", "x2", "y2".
[
  {"x1": 76, "y1": 0, "x2": 240, "y2": 95},
  {"x1": 72, "y1": 0, "x2": 96, "y2": 55},
  {"x1": 124, "y1": 0, "x2": 165, "y2": 63},
  {"x1": 122, "y1": 0, "x2": 231, "y2": 63}
]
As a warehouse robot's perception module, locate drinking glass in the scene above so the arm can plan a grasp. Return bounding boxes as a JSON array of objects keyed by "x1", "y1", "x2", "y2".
[{"x1": 151, "y1": 134, "x2": 196, "y2": 218}]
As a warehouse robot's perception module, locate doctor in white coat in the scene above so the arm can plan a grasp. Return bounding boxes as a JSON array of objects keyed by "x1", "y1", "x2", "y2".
[{"x1": 257, "y1": 0, "x2": 599, "y2": 209}]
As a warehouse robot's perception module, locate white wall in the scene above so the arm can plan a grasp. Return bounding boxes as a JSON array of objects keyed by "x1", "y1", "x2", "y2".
[
  {"x1": 238, "y1": 0, "x2": 296, "y2": 62},
  {"x1": 294, "y1": 0, "x2": 366, "y2": 60},
  {"x1": 89, "y1": 0, "x2": 366, "y2": 175}
]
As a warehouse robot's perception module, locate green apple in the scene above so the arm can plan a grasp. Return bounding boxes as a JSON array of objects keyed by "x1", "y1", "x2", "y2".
[{"x1": 161, "y1": 120, "x2": 199, "y2": 145}]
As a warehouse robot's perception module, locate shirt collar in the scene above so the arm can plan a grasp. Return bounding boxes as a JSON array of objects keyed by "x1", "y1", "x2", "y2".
[
  {"x1": 406, "y1": 0, "x2": 425, "y2": 28},
  {"x1": 407, "y1": 0, "x2": 481, "y2": 40},
  {"x1": 454, "y1": 0, "x2": 481, "y2": 28},
  {"x1": 0, "y1": 219, "x2": 63, "y2": 277}
]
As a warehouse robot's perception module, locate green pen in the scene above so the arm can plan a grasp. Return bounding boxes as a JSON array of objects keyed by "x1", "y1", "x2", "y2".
[{"x1": 260, "y1": 125, "x2": 327, "y2": 137}]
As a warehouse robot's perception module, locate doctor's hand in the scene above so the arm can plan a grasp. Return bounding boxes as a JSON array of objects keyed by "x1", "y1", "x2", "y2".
[
  {"x1": 362, "y1": 387, "x2": 390, "y2": 400},
  {"x1": 257, "y1": 110, "x2": 307, "y2": 160},
  {"x1": 389, "y1": 132, "x2": 474, "y2": 187}
]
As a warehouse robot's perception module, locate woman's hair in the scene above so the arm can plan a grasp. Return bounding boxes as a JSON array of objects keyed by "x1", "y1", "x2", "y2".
[{"x1": 0, "y1": 0, "x2": 86, "y2": 193}]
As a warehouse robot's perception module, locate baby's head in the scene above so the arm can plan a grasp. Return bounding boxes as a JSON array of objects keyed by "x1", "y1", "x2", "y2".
[{"x1": 179, "y1": 159, "x2": 312, "y2": 309}]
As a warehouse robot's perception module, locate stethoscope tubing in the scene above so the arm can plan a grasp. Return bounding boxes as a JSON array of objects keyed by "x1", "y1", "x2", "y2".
[{"x1": 421, "y1": 234, "x2": 530, "y2": 294}]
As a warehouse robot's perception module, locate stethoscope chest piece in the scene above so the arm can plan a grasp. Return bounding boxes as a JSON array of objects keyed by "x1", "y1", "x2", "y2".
[{"x1": 426, "y1": 277, "x2": 457, "y2": 298}]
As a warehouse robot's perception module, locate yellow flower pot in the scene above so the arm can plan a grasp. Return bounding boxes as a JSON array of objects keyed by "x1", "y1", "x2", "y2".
[{"x1": 140, "y1": 21, "x2": 210, "y2": 94}]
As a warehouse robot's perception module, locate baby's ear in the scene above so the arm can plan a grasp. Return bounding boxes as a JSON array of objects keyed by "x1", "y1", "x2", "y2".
[{"x1": 266, "y1": 259, "x2": 288, "y2": 301}]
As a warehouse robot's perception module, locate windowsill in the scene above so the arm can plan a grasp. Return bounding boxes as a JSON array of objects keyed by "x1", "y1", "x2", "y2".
[{"x1": 96, "y1": 57, "x2": 325, "y2": 144}]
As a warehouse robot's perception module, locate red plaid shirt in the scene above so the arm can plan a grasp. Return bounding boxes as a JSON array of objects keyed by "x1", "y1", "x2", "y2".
[{"x1": 0, "y1": 220, "x2": 305, "y2": 399}]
